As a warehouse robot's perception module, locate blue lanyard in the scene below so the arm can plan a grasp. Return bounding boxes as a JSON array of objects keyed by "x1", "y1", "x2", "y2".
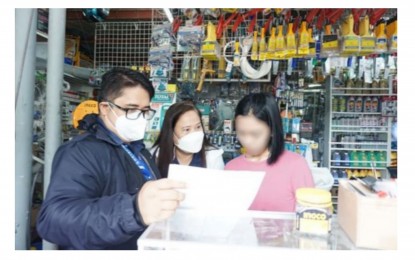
[
  {"x1": 121, "y1": 144, "x2": 155, "y2": 181},
  {"x1": 96, "y1": 119, "x2": 155, "y2": 181}
]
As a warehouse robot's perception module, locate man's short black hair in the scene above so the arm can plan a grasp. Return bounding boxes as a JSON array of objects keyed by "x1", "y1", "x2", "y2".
[{"x1": 98, "y1": 67, "x2": 154, "y2": 102}]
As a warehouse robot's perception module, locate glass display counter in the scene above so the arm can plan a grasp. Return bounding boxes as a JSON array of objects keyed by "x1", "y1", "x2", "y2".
[{"x1": 138, "y1": 210, "x2": 359, "y2": 250}]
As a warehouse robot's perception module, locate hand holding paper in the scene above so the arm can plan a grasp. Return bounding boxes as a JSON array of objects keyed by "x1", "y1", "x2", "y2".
[{"x1": 167, "y1": 164, "x2": 265, "y2": 213}]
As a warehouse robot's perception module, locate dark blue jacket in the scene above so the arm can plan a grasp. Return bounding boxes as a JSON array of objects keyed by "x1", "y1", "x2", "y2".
[{"x1": 36, "y1": 114, "x2": 161, "y2": 250}]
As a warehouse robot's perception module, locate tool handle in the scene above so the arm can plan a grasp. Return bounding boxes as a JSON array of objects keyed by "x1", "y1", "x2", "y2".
[{"x1": 197, "y1": 72, "x2": 207, "y2": 92}]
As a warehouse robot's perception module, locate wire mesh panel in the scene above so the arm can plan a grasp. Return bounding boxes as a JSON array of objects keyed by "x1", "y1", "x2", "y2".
[
  {"x1": 94, "y1": 22, "x2": 154, "y2": 70},
  {"x1": 94, "y1": 8, "x2": 168, "y2": 71}
]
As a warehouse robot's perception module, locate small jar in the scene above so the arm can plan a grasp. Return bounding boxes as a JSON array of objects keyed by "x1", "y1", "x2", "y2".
[{"x1": 295, "y1": 188, "x2": 333, "y2": 235}]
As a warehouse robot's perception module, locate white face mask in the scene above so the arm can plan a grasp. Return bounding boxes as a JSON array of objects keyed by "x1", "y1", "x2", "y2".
[
  {"x1": 175, "y1": 131, "x2": 205, "y2": 153},
  {"x1": 110, "y1": 107, "x2": 147, "y2": 142}
]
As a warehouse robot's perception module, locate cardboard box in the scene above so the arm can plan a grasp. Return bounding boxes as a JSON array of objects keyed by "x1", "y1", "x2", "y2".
[{"x1": 337, "y1": 180, "x2": 397, "y2": 249}]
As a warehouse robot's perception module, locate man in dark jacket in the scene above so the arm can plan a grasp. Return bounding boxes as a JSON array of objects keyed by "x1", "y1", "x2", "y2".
[{"x1": 36, "y1": 68, "x2": 185, "y2": 250}]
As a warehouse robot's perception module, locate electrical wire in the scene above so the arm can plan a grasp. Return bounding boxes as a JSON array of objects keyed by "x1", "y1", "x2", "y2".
[{"x1": 240, "y1": 35, "x2": 272, "y2": 79}]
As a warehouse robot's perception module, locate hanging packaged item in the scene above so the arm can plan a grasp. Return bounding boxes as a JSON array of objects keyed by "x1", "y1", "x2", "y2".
[
  {"x1": 151, "y1": 23, "x2": 175, "y2": 48},
  {"x1": 201, "y1": 22, "x2": 220, "y2": 61},
  {"x1": 321, "y1": 24, "x2": 339, "y2": 57},
  {"x1": 297, "y1": 21, "x2": 310, "y2": 56},
  {"x1": 223, "y1": 119, "x2": 233, "y2": 134},
  {"x1": 218, "y1": 31, "x2": 227, "y2": 78},
  {"x1": 148, "y1": 46, "x2": 174, "y2": 71},
  {"x1": 291, "y1": 117, "x2": 301, "y2": 134},
  {"x1": 147, "y1": 92, "x2": 177, "y2": 132},
  {"x1": 251, "y1": 31, "x2": 259, "y2": 61},
  {"x1": 375, "y1": 21, "x2": 388, "y2": 54},
  {"x1": 177, "y1": 25, "x2": 204, "y2": 52},
  {"x1": 259, "y1": 28, "x2": 267, "y2": 61},
  {"x1": 180, "y1": 55, "x2": 191, "y2": 81},
  {"x1": 267, "y1": 27, "x2": 277, "y2": 59},
  {"x1": 285, "y1": 21, "x2": 297, "y2": 58},
  {"x1": 275, "y1": 23, "x2": 286, "y2": 59},
  {"x1": 283, "y1": 118, "x2": 292, "y2": 134},
  {"x1": 233, "y1": 41, "x2": 241, "y2": 67},
  {"x1": 151, "y1": 78, "x2": 168, "y2": 92},
  {"x1": 307, "y1": 28, "x2": 316, "y2": 57},
  {"x1": 196, "y1": 104, "x2": 211, "y2": 131},
  {"x1": 386, "y1": 17, "x2": 397, "y2": 53},
  {"x1": 190, "y1": 56, "x2": 201, "y2": 82},
  {"x1": 359, "y1": 15, "x2": 376, "y2": 56},
  {"x1": 341, "y1": 14, "x2": 360, "y2": 55}
]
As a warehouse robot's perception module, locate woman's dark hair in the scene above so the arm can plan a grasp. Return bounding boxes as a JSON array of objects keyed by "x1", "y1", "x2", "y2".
[
  {"x1": 234, "y1": 93, "x2": 284, "y2": 165},
  {"x1": 152, "y1": 101, "x2": 209, "y2": 178},
  {"x1": 98, "y1": 67, "x2": 154, "y2": 103}
]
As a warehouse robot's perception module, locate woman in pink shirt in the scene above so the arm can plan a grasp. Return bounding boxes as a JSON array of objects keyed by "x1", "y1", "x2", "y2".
[{"x1": 225, "y1": 93, "x2": 314, "y2": 212}]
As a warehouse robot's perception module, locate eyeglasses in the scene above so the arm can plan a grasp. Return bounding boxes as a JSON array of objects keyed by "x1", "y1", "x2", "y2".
[{"x1": 106, "y1": 101, "x2": 156, "y2": 120}]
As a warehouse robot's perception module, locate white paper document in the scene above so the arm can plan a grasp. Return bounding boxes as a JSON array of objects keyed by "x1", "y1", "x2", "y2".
[{"x1": 167, "y1": 164, "x2": 265, "y2": 213}]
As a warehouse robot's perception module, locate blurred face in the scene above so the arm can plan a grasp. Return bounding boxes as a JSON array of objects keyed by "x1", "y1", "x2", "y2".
[
  {"x1": 173, "y1": 110, "x2": 203, "y2": 143},
  {"x1": 235, "y1": 114, "x2": 271, "y2": 157},
  {"x1": 99, "y1": 86, "x2": 151, "y2": 142}
]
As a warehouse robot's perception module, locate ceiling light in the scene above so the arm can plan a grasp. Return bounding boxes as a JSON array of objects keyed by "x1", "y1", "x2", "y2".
[{"x1": 163, "y1": 8, "x2": 173, "y2": 23}]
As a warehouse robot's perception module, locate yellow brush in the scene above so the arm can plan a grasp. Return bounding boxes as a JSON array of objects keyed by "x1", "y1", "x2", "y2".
[
  {"x1": 386, "y1": 18, "x2": 397, "y2": 52},
  {"x1": 201, "y1": 22, "x2": 220, "y2": 61},
  {"x1": 251, "y1": 30, "x2": 259, "y2": 61},
  {"x1": 298, "y1": 21, "x2": 310, "y2": 56},
  {"x1": 375, "y1": 21, "x2": 387, "y2": 54},
  {"x1": 259, "y1": 27, "x2": 267, "y2": 61},
  {"x1": 308, "y1": 28, "x2": 316, "y2": 57},
  {"x1": 267, "y1": 27, "x2": 277, "y2": 59},
  {"x1": 218, "y1": 31, "x2": 227, "y2": 78},
  {"x1": 341, "y1": 14, "x2": 360, "y2": 55},
  {"x1": 233, "y1": 41, "x2": 241, "y2": 67},
  {"x1": 275, "y1": 24, "x2": 286, "y2": 59},
  {"x1": 359, "y1": 15, "x2": 376, "y2": 55},
  {"x1": 321, "y1": 24, "x2": 339, "y2": 56},
  {"x1": 285, "y1": 21, "x2": 296, "y2": 58}
]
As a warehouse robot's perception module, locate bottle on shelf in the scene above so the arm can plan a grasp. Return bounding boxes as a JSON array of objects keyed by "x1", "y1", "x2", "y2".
[
  {"x1": 332, "y1": 97, "x2": 339, "y2": 112},
  {"x1": 363, "y1": 97, "x2": 372, "y2": 112},
  {"x1": 339, "y1": 96, "x2": 347, "y2": 112},
  {"x1": 347, "y1": 96, "x2": 355, "y2": 112},
  {"x1": 332, "y1": 151, "x2": 341, "y2": 166},
  {"x1": 371, "y1": 97, "x2": 379, "y2": 112},
  {"x1": 355, "y1": 97, "x2": 363, "y2": 112}
]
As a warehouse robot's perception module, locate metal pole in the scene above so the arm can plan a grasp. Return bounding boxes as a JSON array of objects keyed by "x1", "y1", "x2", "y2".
[
  {"x1": 15, "y1": 8, "x2": 38, "y2": 250},
  {"x1": 43, "y1": 8, "x2": 66, "y2": 250}
]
